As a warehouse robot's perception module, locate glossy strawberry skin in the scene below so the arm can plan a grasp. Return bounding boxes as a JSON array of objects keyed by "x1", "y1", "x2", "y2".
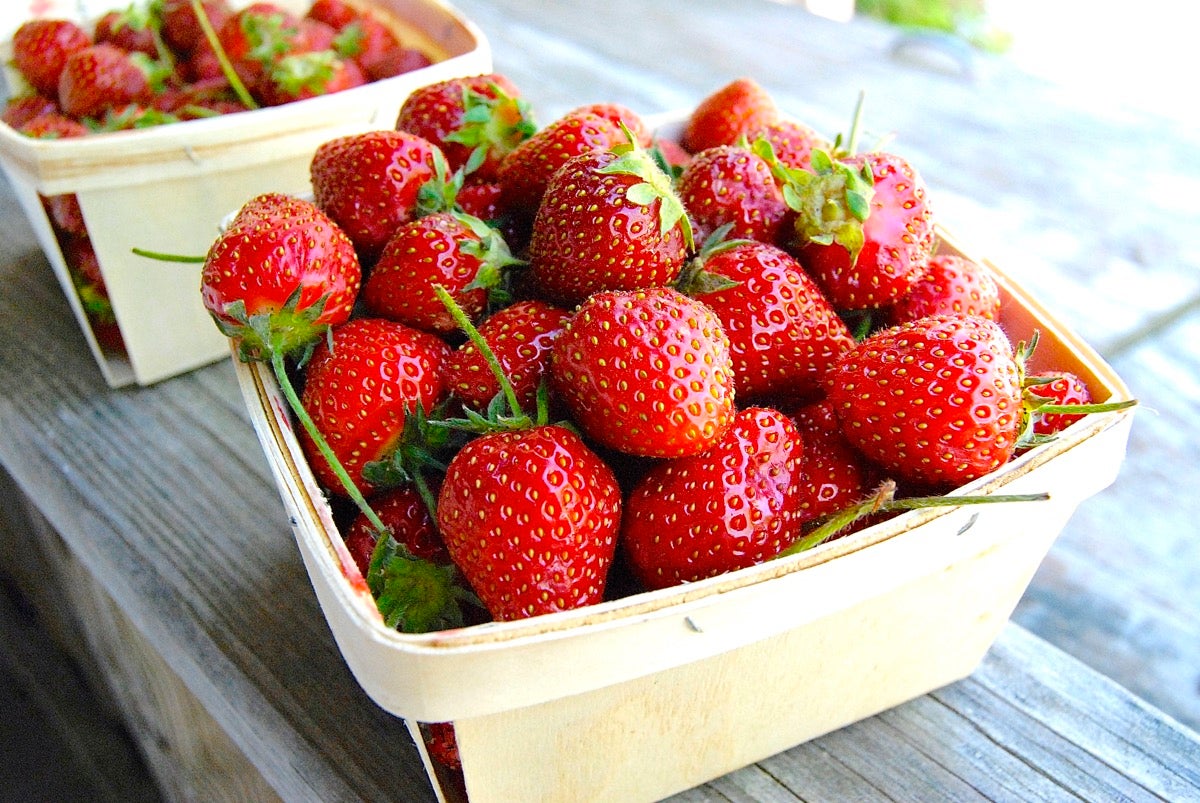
[
  {"x1": 796, "y1": 150, "x2": 936, "y2": 311},
  {"x1": 687, "y1": 241, "x2": 855, "y2": 401},
  {"x1": 1027, "y1": 371, "x2": 1091, "y2": 436},
  {"x1": 446, "y1": 299, "x2": 571, "y2": 413},
  {"x1": 57, "y1": 43, "x2": 151, "y2": 120},
  {"x1": 395, "y1": 73, "x2": 530, "y2": 182},
  {"x1": 10, "y1": 19, "x2": 91, "y2": 97},
  {"x1": 622, "y1": 407, "x2": 805, "y2": 590},
  {"x1": 824, "y1": 314, "x2": 1023, "y2": 488},
  {"x1": 362, "y1": 212, "x2": 489, "y2": 334},
  {"x1": 299, "y1": 318, "x2": 451, "y2": 495},
  {"x1": 887, "y1": 252, "x2": 1002, "y2": 326},
  {"x1": 787, "y1": 399, "x2": 876, "y2": 527},
  {"x1": 527, "y1": 149, "x2": 689, "y2": 305},
  {"x1": 749, "y1": 118, "x2": 827, "y2": 173},
  {"x1": 436, "y1": 425, "x2": 622, "y2": 621},
  {"x1": 201, "y1": 193, "x2": 361, "y2": 355},
  {"x1": 497, "y1": 108, "x2": 626, "y2": 215},
  {"x1": 161, "y1": 0, "x2": 233, "y2": 55},
  {"x1": 217, "y1": 3, "x2": 306, "y2": 94},
  {"x1": 681, "y1": 77, "x2": 778, "y2": 154},
  {"x1": 550, "y1": 287, "x2": 736, "y2": 458},
  {"x1": 677, "y1": 145, "x2": 789, "y2": 245},
  {"x1": 343, "y1": 484, "x2": 450, "y2": 577},
  {"x1": 310, "y1": 130, "x2": 440, "y2": 264}
]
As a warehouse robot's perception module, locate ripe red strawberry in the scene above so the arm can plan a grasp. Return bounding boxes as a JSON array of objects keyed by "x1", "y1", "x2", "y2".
[
  {"x1": 361, "y1": 211, "x2": 520, "y2": 335},
  {"x1": 1, "y1": 94, "x2": 60, "y2": 129},
  {"x1": 790, "y1": 148, "x2": 937, "y2": 310},
  {"x1": 680, "y1": 77, "x2": 779, "y2": 154},
  {"x1": 446, "y1": 299, "x2": 571, "y2": 413},
  {"x1": 680, "y1": 239, "x2": 855, "y2": 400},
  {"x1": 423, "y1": 722, "x2": 461, "y2": 770},
  {"x1": 309, "y1": 129, "x2": 440, "y2": 264},
  {"x1": 360, "y1": 44, "x2": 431, "y2": 80},
  {"x1": 343, "y1": 484, "x2": 451, "y2": 577},
  {"x1": 20, "y1": 111, "x2": 88, "y2": 140},
  {"x1": 1024, "y1": 371, "x2": 1092, "y2": 437},
  {"x1": 257, "y1": 50, "x2": 365, "y2": 105},
  {"x1": 217, "y1": 2, "x2": 306, "y2": 95},
  {"x1": 200, "y1": 192, "x2": 362, "y2": 358},
  {"x1": 161, "y1": 0, "x2": 233, "y2": 55},
  {"x1": 94, "y1": 7, "x2": 159, "y2": 58},
  {"x1": 550, "y1": 287, "x2": 735, "y2": 458},
  {"x1": 63, "y1": 235, "x2": 126, "y2": 355},
  {"x1": 787, "y1": 399, "x2": 876, "y2": 527},
  {"x1": 436, "y1": 423, "x2": 622, "y2": 620},
  {"x1": 887, "y1": 252, "x2": 1001, "y2": 326},
  {"x1": 676, "y1": 144, "x2": 789, "y2": 245},
  {"x1": 496, "y1": 106, "x2": 628, "y2": 214},
  {"x1": 300, "y1": 317, "x2": 451, "y2": 495},
  {"x1": 10, "y1": 19, "x2": 91, "y2": 97},
  {"x1": 824, "y1": 314, "x2": 1024, "y2": 488},
  {"x1": 396, "y1": 74, "x2": 536, "y2": 183},
  {"x1": 57, "y1": 43, "x2": 153, "y2": 120},
  {"x1": 527, "y1": 144, "x2": 692, "y2": 305},
  {"x1": 622, "y1": 407, "x2": 805, "y2": 590},
  {"x1": 749, "y1": 117, "x2": 827, "y2": 172},
  {"x1": 321, "y1": 6, "x2": 406, "y2": 81}
]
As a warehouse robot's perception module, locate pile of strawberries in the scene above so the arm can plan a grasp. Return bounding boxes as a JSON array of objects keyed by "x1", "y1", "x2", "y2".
[
  {"x1": 203, "y1": 73, "x2": 1126, "y2": 635},
  {"x1": 198, "y1": 72, "x2": 1134, "y2": 770},
  {"x1": 2, "y1": 0, "x2": 432, "y2": 135},
  {"x1": 3, "y1": 0, "x2": 433, "y2": 358}
]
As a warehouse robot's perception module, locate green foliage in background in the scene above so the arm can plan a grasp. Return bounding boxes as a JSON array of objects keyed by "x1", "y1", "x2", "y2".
[{"x1": 856, "y1": 0, "x2": 1012, "y2": 53}]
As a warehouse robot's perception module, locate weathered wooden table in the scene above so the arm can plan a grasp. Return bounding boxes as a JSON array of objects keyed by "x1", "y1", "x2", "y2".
[{"x1": 3, "y1": 1, "x2": 1199, "y2": 800}]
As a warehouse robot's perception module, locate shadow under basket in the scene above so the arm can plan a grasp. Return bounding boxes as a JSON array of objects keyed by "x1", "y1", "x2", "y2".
[
  {"x1": 230, "y1": 210, "x2": 1136, "y2": 802},
  {"x1": 0, "y1": 0, "x2": 491, "y2": 387}
]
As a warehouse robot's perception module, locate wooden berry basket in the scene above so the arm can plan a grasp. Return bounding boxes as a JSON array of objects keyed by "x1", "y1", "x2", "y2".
[
  {"x1": 0, "y1": 0, "x2": 491, "y2": 387},
  {"x1": 228, "y1": 114, "x2": 1136, "y2": 802}
]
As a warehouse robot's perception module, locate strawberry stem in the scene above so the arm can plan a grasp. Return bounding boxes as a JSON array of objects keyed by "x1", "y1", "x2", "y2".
[
  {"x1": 776, "y1": 480, "x2": 1050, "y2": 558},
  {"x1": 189, "y1": 0, "x2": 260, "y2": 110},
  {"x1": 131, "y1": 247, "x2": 206, "y2": 263},
  {"x1": 269, "y1": 348, "x2": 389, "y2": 537},
  {"x1": 432, "y1": 283, "x2": 525, "y2": 421}
]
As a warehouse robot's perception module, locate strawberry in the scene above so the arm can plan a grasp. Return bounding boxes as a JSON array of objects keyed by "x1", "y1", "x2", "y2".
[
  {"x1": 57, "y1": 43, "x2": 154, "y2": 120},
  {"x1": 676, "y1": 144, "x2": 789, "y2": 245},
  {"x1": 787, "y1": 148, "x2": 937, "y2": 310},
  {"x1": 887, "y1": 252, "x2": 1001, "y2": 326},
  {"x1": 527, "y1": 143, "x2": 693, "y2": 305},
  {"x1": 446, "y1": 299, "x2": 571, "y2": 413},
  {"x1": 824, "y1": 314, "x2": 1024, "y2": 489},
  {"x1": 19, "y1": 112, "x2": 88, "y2": 140},
  {"x1": 299, "y1": 317, "x2": 451, "y2": 495},
  {"x1": 680, "y1": 77, "x2": 778, "y2": 154},
  {"x1": 496, "y1": 106, "x2": 628, "y2": 215},
  {"x1": 217, "y1": 2, "x2": 306, "y2": 95},
  {"x1": 436, "y1": 423, "x2": 622, "y2": 620},
  {"x1": 787, "y1": 399, "x2": 876, "y2": 528},
  {"x1": 1, "y1": 94, "x2": 60, "y2": 129},
  {"x1": 256, "y1": 50, "x2": 365, "y2": 105},
  {"x1": 549, "y1": 286, "x2": 736, "y2": 458},
  {"x1": 679, "y1": 239, "x2": 854, "y2": 401},
  {"x1": 359, "y1": 44, "x2": 430, "y2": 81},
  {"x1": 1024, "y1": 371, "x2": 1092, "y2": 438},
  {"x1": 749, "y1": 118, "x2": 828, "y2": 173},
  {"x1": 200, "y1": 192, "x2": 362, "y2": 359},
  {"x1": 423, "y1": 722, "x2": 461, "y2": 770},
  {"x1": 10, "y1": 19, "x2": 91, "y2": 97},
  {"x1": 621, "y1": 407, "x2": 805, "y2": 590},
  {"x1": 344, "y1": 484, "x2": 451, "y2": 576},
  {"x1": 161, "y1": 0, "x2": 233, "y2": 55},
  {"x1": 63, "y1": 235, "x2": 126, "y2": 355},
  {"x1": 326, "y1": 8, "x2": 406, "y2": 81},
  {"x1": 94, "y1": 7, "x2": 159, "y2": 58},
  {"x1": 309, "y1": 129, "x2": 441, "y2": 264},
  {"x1": 396, "y1": 74, "x2": 536, "y2": 183},
  {"x1": 361, "y1": 211, "x2": 521, "y2": 335}
]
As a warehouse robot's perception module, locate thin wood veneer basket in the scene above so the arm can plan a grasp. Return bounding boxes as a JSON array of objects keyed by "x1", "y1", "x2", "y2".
[
  {"x1": 230, "y1": 116, "x2": 1136, "y2": 801},
  {"x1": 0, "y1": 0, "x2": 490, "y2": 387}
]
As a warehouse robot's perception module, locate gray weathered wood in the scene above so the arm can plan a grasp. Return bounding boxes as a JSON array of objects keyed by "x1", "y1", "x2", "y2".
[{"x1": 1, "y1": 0, "x2": 1199, "y2": 800}]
